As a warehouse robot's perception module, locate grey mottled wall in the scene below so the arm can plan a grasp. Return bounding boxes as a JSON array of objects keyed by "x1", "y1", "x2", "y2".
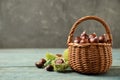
[{"x1": 0, "y1": 0, "x2": 120, "y2": 48}]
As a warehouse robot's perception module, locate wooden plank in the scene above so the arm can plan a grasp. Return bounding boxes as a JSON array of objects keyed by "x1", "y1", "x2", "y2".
[
  {"x1": 0, "y1": 66, "x2": 120, "y2": 80},
  {"x1": 0, "y1": 49, "x2": 120, "y2": 67}
]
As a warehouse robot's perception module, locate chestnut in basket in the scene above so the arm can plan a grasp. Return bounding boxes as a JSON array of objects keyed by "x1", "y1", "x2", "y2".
[
  {"x1": 80, "y1": 31, "x2": 89, "y2": 39},
  {"x1": 73, "y1": 31, "x2": 108, "y2": 44},
  {"x1": 103, "y1": 34, "x2": 108, "y2": 42},
  {"x1": 99, "y1": 34, "x2": 107, "y2": 43},
  {"x1": 89, "y1": 37, "x2": 99, "y2": 43},
  {"x1": 80, "y1": 31, "x2": 86, "y2": 36},
  {"x1": 80, "y1": 39, "x2": 89, "y2": 44},
  {"x1": 81, "y1": 36, "x2": 88, "y2": 40},
  {"x1": 89, "y1": 32, "x2": 97, "y2": 38},
  {"x1": 74, "y1": 36, "x2": 81, "y2": 43}
]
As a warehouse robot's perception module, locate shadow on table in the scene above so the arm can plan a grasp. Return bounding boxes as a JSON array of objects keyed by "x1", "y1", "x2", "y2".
[
  {"x1": 82, "y1": 66, "x2": 120, "y2": 77},
  {"x1": 58, "y1": 66, "x2": 120, "y2": 77},
  {"x1": 97, "y1": 66, "x2": 120, "y2": 77}
]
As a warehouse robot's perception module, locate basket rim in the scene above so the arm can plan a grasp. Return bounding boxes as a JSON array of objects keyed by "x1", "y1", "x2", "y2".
[{"x1": 68, "y1": 43, "x2": 112, "y2": 47}]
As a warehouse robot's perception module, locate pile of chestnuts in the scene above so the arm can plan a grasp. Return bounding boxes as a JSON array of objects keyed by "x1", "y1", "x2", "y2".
[
  {"x1": 73, "y1": 31, "x2": 108, "y2": 44},
  {"x1": 35, "y1": 54, "x2": 67, "y2": 71},
  {"x1": 35, "y1": 58, "x2": 54, "y2": 71}
]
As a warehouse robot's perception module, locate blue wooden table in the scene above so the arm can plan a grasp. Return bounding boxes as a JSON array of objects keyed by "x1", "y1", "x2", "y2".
[{"x1": 0, "y1": 49, "x2": 120, "y2": 80}]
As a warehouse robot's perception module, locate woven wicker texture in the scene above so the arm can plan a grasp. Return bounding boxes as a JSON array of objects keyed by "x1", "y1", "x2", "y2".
[{"x1": 67, "y1": 16, "x2": 112, "y2": 74}]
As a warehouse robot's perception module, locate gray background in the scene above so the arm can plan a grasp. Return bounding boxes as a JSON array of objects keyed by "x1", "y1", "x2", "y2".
[{"x1": 0, "y1": 0, "x2": 120, "y2": 48}]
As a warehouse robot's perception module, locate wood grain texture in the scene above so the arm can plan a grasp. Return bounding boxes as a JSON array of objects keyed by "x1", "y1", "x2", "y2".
[
  {"x1": 0, "y1": 49, "x2": 120, "y2": 80},
  {"x1": 0, "y1": 67, "x2": 120, "y2": 80}
]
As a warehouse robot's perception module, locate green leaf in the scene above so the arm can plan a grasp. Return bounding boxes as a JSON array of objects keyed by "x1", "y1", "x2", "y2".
[
  {"x1": 45, "y1": 53, "x2": 56, "y2": 61},
  {"x1": 63, "y1": 49, "x2": 69, "y2": 61}
]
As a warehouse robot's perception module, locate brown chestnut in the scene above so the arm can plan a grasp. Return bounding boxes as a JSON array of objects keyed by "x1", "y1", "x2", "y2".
[
  {"x1": 90, "y1": 37, "x2": 99, "y2": 43},
  {"x1": 74, "y1": 36, "x2": 81, "y2": 40},
  {"x1": 103, "y1": 34, "x2": 107, "y2": 42},
  {"x1": 74, "y1": 39, "x2": 80, "y2": 43},
  {"x1": 55, "y1": 59, "x2": 64, "y2": 65},
  {"x1": 39, "y1": 58, "x2": 46, "y2": 64},
  {"x1": 74, "y1": 36, "x2": 81, "y2": 43},
  {"x1": 99, "y1": 34, "x2": 107, "y2": 43},
  {"x1": 80, "y1": 31, "x2": 86, "y2": 36},
  {"x1": 35, "y1": 62, "x2": 44, "y2": 68},
  {"x1": 80, "y1": 31, "x2": 88, "y2": 38},
  {"x1": 81, "y1": 35, "x2": 88, "y2": 40},
  {"x1": 56, "y1": 54, "x2": 62, "y2": 57},
  {"x1": 99, "y1": 35, "x2": 104, "y2": 43},
  {"x1": 89, "y1": 32, "x2": 97, "y2": 38},
  {"x1": 45, "y1": 65, "x2": 53, "y2": 71},
  {"x1": 80, "y1": 39, "x2": 89, "y2": 44}
]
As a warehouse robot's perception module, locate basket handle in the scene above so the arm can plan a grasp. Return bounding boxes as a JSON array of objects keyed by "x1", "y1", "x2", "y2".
[{"x1": 67, "y1": 16, "x2": 112, "y2": 44}]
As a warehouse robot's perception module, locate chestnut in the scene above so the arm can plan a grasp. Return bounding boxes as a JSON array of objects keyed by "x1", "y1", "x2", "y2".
[
  {"x1": 56, "y1": 54, "x2": 62, "y2": 57},
  {"x1": 80, "y1": 31, "x2": 88, "y2": 38},
  {"x1": 89, "y1": 32, "x2": 97, "y2": 38},
  {"x1": 81, "y1": 36, "x2": 88, "y2": 40},
  {"x1": 39, "y1": 58, "x2": 46, "y2": 64},
  {"x1": 55, "y1": 59, "x2": 64, "y2": 65},
  {"x1": 35, "y1": 62, "x2": 44, "y2": 68},
  {"x1": 99, "y1": 36, "x2": 104, "y2": 43},
  {"x1": 74, "y1": 39, "x2": 80, "y2": 43},
  {"x1": 80, "y1": 31, "x2": 86, "y2": 36},
  {"x1": 45, "y1": 65, "x2": 53, "y2": 71},
  {"x1": 99, "y1": 34, "x2": 107, "y2": 43},
  {"x1": 103, "y1": 34, "x2": 107, "y2": 42},
  {"x1": 74, "y1": 36, "x2": 81, "y2": 40},
  {"x1": 74, "y1": 36, "x2": 81, "y2": 43},
  {"x1": 80, "y1": 39, "x2": 89, "y2": 44},
  {"x1": 89, "y1": 37, "x2": 99, "y2": 43}
]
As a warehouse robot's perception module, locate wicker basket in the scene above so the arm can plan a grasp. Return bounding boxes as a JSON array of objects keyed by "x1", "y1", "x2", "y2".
[{"x1": 67, "y1": 16, "x2": 112, "y2": 74}]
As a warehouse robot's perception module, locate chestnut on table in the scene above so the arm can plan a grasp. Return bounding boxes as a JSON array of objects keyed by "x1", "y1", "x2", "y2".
[{"x1": 0, "y1": 49, "x2": 120, "y2": 80}]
